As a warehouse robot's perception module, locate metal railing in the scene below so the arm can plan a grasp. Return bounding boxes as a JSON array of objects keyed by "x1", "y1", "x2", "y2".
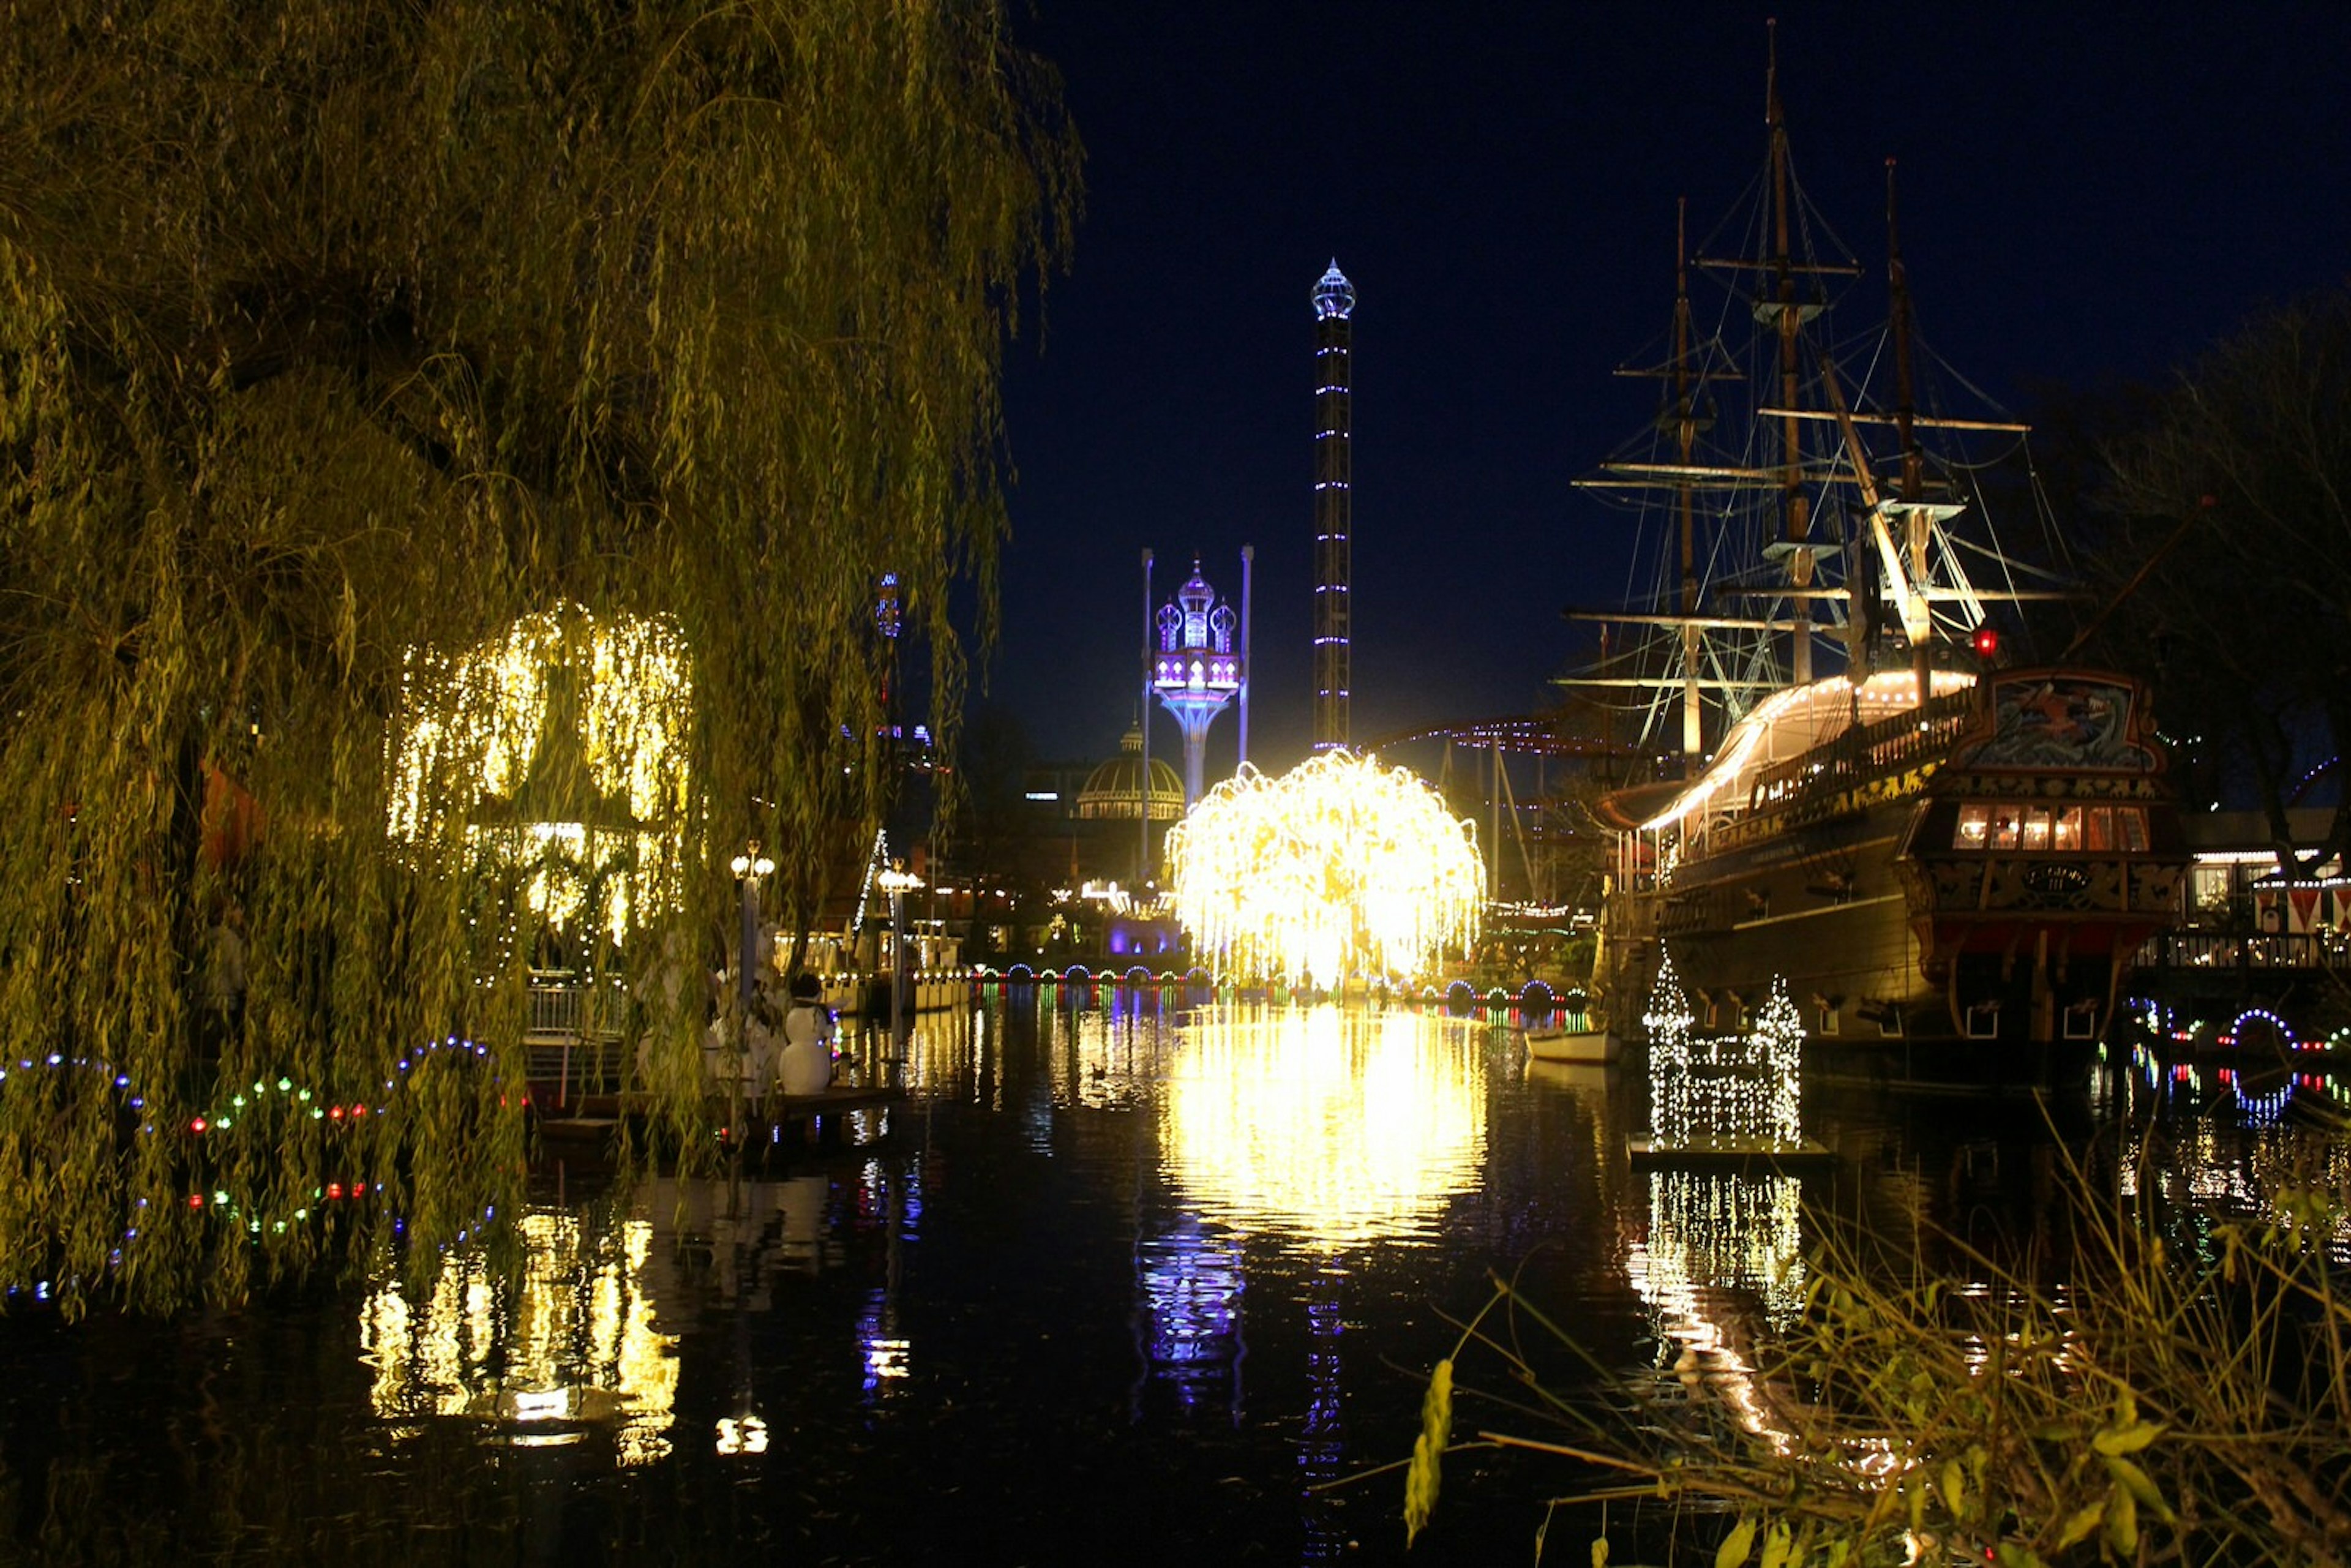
[
  {"x1": 2134, "y1": 929, "x2": 2351, "y2": 975},
  {"x1": 525, "y1": 972, "x2": 631, "y2": 1108}
]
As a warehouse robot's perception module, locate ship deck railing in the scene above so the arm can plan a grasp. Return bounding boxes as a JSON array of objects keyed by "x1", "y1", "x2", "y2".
[{"x1": 1745, "y1": 689, "x2": 1978, "y2": 816}]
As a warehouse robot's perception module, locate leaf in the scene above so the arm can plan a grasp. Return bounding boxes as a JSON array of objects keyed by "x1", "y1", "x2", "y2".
[
  {"x1": 2105, "y1": 1479, "x2": 2139, "y2": 1555},
  {"x1": 1940, "y1": 1458, "x2": 1965, "y2": 1518},
  {"x1": 1591, "y1": 1538, "x2": 1610, "y2": 1568},
  {"x1": 2054, "y1": 1498, "x2": 2106, "y2": 1548},
  {"x1": 1715, "y1": 1517, "x2": 1758, "y2": 1568},
  {"x1": 1403, "y1": 1357, "x2": 1453, "y2": 1547},
  {"x1": 2102, "y1": 1454, "x2": 2177, "y2": 1525},
  {"x1": 1760, "y1": 1520, "x2": 1793, "y2": 1568},
  {"x1": 2092, "y1": 1421, "x2": 2161, "y2": 1456},
  {"x1": 1992, "y1": 1546, "x2": 2049, "y2": 1568}
]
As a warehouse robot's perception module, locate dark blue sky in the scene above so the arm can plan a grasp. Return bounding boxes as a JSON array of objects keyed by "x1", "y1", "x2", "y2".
[{"x1": 986, "y1": 2, "x2": 2351, "y2": 773}]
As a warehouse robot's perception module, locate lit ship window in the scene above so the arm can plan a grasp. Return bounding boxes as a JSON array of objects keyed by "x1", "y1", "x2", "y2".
[{"x1": 1952, "y1": 803, "x2": 2145, "y2": 852}]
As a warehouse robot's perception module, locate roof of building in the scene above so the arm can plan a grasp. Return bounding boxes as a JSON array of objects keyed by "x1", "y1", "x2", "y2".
[{"x1": 1077, "y1": 727, "x2": 1184, "y2": 822}]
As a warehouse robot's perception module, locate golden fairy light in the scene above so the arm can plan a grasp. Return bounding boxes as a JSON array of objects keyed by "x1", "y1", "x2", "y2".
[
  {"x1": 1166, "y1": 749, "x2": 1483, "y2": 984},
  {"x1": 385, "y1": 604, "x2": 694, "y2": 943},
  {"x1": 1161, "y1": 1005, "x2": 1486, "y2": 1247}
]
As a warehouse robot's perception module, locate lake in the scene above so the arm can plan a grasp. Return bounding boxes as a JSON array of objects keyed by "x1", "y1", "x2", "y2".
[{"x1": 0, "y1": 988, "x2": 2328, "y2": 1564}]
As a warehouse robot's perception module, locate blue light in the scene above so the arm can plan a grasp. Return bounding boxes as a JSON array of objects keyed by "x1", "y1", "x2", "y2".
[{"x1": 1311, "y1": 260, "x2": 1356, "y2": 320}]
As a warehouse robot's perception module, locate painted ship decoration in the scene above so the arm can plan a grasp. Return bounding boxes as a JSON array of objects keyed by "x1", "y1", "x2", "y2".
[{"x1": 1569, "y1": 28, "x2": 2185, "y2": 1068}]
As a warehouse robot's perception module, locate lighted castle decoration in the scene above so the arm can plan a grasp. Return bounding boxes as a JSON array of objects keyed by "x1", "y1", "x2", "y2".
[
  {"x1": 1311, "y1": 260, "x2": 1355, "y2": 753},
  {"x1": 1150, "y1": 557, "x2": 1251, "y2": 806},
  {"x1": 1643, "y1": 953, "x2": 1805, "y2": 1153}
]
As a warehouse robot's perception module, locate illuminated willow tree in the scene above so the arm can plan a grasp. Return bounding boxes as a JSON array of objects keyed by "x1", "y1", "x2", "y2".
[
  {"x1": 0, "y1": 0, "x2": 1076, "y2": 1308},
  {"x1": 1167, "y1": 751, "x2": 1485, "y2": 985}
]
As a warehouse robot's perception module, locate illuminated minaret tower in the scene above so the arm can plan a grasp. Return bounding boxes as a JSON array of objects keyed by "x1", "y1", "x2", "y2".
[
  {"x1": 1310, "y1": 261, "x2": 1355, "y2": 752},
  {"x1": 1150, "y1": 558, "x2": 1248, "y2": 806}
]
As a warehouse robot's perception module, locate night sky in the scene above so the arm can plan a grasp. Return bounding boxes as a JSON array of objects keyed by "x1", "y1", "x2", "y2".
[{"x1": 986, "y1": 2, "x2": 2351, "y2": 775}]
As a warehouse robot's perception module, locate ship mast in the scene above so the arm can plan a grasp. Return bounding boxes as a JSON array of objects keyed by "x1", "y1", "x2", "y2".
[
  {"x1": 1886, "y1": 158, "x2": 1932, "y2": 700},
  {"x1": 1764, "y1": 20, "x2": 1817, "y2": 687},
  {"x1": 1671, "y1": 199, "x2": 1704, "y2": 771}
]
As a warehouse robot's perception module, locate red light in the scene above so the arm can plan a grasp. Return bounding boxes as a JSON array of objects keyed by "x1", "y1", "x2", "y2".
[
  {"x1": 190, "y1": 1117, "x2": 207, "y2": 1134},
  {"x1": 329, "y1": 1105, "x2": 344, "y2": 1120},
  {"x1": 327, "y1": 1183, "x2": 343, "y2": 1199},
  {"x1": 187, "y1": 1194, "x2": 204, "y2": 1209},
  {"x1": 1970, "y1": 625, "x2": 2000, "y2": 659}
]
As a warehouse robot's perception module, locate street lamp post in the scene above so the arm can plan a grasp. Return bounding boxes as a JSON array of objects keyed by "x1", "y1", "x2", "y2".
[
  {"x1": 727, "y1": 843, "x2": 775, "y2": 1131},
  {"x1": 875, "y1": 862, "x2": 924, "y2": 1063}
]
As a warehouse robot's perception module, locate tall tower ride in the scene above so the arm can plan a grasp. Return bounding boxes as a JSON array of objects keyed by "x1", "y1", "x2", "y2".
[{"x1": 1310, "y1": 261, "x2": 1355, "y2": 752}]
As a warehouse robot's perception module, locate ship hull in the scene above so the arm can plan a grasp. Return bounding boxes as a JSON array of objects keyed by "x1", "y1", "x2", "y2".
[{"x1": 1594, "y1": 670, "x2": 2185, "y2": 1082}]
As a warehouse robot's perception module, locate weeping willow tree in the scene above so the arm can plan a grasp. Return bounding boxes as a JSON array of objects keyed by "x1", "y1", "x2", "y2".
[{"x1": 0, "y1": 0, "x2": 1078, "y2": 1312}]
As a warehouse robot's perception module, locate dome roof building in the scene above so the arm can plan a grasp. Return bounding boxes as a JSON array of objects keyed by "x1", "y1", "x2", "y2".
[{"x1": 1076, "y1": 727, "x2": 1185, "y2": 822}]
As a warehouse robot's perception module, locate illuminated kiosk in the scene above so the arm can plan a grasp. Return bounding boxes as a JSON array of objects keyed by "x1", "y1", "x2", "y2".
[
  {"x1": 1629, "y1": 953, "x2": 1829, "y2": 1167},
  {"x1": 383, "y1": 604, "x2": 694, "y2": 1099},
  {"x1": 1150, "y1": 558, "x2": 1250, "y2": 806},
  {"x1": 387, "y1": 604, "x2": 691, "y2": 941}
]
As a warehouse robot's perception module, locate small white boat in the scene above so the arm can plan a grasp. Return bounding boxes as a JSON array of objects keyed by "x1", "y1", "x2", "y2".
[{"x1": 1521, "y1": 1022, "x2": 1621, "y2": 1065}]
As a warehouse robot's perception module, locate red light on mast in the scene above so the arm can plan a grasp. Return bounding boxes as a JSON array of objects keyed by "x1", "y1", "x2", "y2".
[{"x1": 1970, "y1": 625, "x2": 2000, "y2": 660}]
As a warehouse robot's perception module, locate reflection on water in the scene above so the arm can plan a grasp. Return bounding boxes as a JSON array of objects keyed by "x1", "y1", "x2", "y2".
[
  {"x1": 1625, "y1": 1171, "x2": 1809, "y2": 1461},
  {"x1": 1163, "y1": 1003, "x2": 1487, "y2": 1245},
  {"x1": 360, "y1": 1208, "x2": 678, "y2": 1464},
  {"x1": 2121, "y1": 1046, "x2": 2351, "y2": 1256},
  {"x1": 1133, "y1": 1214, "x2": 1247, "y2": 1418},
  {"x1": 1632, "y1": 1173, "x2": 1805, "y2": 1332},
  {"x1": 24, "y1": 998, "x2": 2351, "y2": 1564}
]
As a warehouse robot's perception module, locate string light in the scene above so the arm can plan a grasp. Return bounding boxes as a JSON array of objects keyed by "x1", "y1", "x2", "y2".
[
  {"x1": 1648, "y1": 960, "x2": 1804, "y2": 1152},
  {"x1": 1167, "y1": 750, "x2": 1484, "y2": 984},
  {"x1": 384, "y1": 604, "x2": 693, "y2": 945}
]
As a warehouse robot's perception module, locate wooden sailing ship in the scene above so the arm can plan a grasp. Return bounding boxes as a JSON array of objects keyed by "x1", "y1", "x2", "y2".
[{"x1": 1572, "y1": 28, "x2": 2185, "y2": 1073}]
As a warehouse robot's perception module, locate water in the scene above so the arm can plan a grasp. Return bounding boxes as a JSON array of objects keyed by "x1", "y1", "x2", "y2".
[{"x1": 0, "y1": 991, "x2": 2339, "y2": 1564}]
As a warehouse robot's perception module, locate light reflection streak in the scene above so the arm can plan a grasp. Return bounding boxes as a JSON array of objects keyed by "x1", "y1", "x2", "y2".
[
  {"x1": 1299, "y1": 1270, "x2": 1350, "y2": 1564},
  {"x1": 1132, "y1": 1216, "x2": 1247, "y2": 1419},
  {"x1": 901, "y1": 1001, "x2": 988, "y2": 1105},
  {"x1": 359, "y1": 1210, "x2": 677, "y2": 1463},
  {"x1": 714, "y1": 1414, "x2": 768, "y2": 1455},
  {"x1": 859, "y1": 1286, "x2": 911, "y2": 1395},
  {"x1": 1626, "y1": 1171, "x2": 1828, "y2": 1465},
  {"x1": 1161, "y1": 1005, "x2": 1485, "y2": 1246},
  {"x1": 1057, "y1": 992, "x2": 1169, "y2": 1112}
]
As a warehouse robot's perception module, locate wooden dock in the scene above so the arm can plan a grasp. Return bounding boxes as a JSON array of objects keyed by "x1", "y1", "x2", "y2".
[
  {"x1": 534, "y1": 1084, "x2": 909, "y2": 1153},
  {"x1": 1627, "y1": 1136, "x2": 1836, "y2": 1172}
]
